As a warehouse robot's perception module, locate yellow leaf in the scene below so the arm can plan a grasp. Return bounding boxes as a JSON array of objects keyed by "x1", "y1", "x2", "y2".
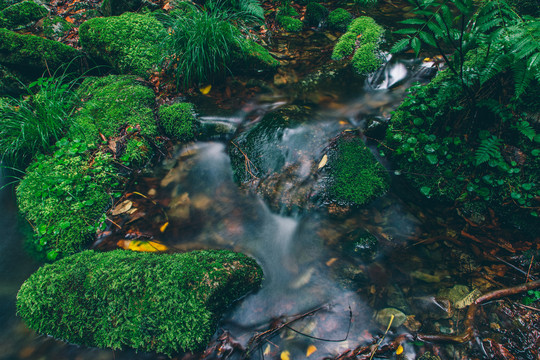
[
  {"x1": 396, "y1": 344, "x2": 404, "y2": 355},
  {"x1": 306, "y1": 345, "x2": 317, "y2": 357},
  {"x1": 318, "y1": 154, "x2": 328, "y2": 169},
  {"x1": 117, "y1": 240, "x2": 168, "y2": 252},
  {"x1": 199, "y1": 84, "x2": 212, "y2": 94},
  {"x1": 160, "y1": 222, "x2": 169, "y2": 233},
  {"x1": 263, "y1": 345, "x2": 271, "y2": 356},
  {"x1": 280, "y1": 350, "x2": 290, "y2": 360}
]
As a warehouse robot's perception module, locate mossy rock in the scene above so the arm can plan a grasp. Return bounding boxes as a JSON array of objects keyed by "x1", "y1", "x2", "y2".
[
  {"x1": 158, "y1": 102, "x2": 196, "y2": 141},
  {"x1": 70, "y1": 75, "x2": 157, "y2": 146},
  {"x1": 0, "y1": 0, "x2": 22, "y2": 11},
  {"x1": 276, "y1": 14, "x2": 303, "y2": 32},
  {"x1": 304, "y1": 2, "x2": 328, "y2": 27},
  {"x1": 42, "y1": 15, "x2": 73, "y2": 40},
  {"x1": 232, "y1": 37, "x2": 279, "y2": 74},
  {"x1": 341, "y1": 229, "x2": 379, "y2": 262},
  {"x1": 331, "y1": 16, "x2": 384, "y2": 75},
  {"x1": 0, "y1": 0, "x2": 46, "y2": 29},
  {"x1": 101, "y1": 0, "x2": 158, "y2": 16},
  {"x1": 323, "y1": 131, "x2": 389, "y2": 206},
  {"x1": 79, "y1": 12, "x2": 166, "y2": 77},
  {"x1": 0, "y1": 63, "x2": 25, "y2": 96},
  {"x1": 327, "y1": 8, "x2": 352, "y2": 31},
  {"x1": 16, "y1": 140, "x2": 116, "y2": 259},
  {"x1": 0, "y1": 28, "x2": 81, "y2": 76},
  {"x1": 17, "y1": 249, "x2": 263, "y2": 355}
]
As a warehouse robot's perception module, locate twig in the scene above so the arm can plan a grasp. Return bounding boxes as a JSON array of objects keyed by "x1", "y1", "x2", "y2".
[
  {"x1": 526, "y1": 255, "x2": 534, "y2": 282},
  {"x1": 369, "y1": 314, "x2": 394, "y2": 360},
  {"x1": 475, "y1": 280, "x2": 540, "y2": 304},
  {"x1": 284, "y1": 305, "x2": 352, "y2": 342},
  {"x1": 231, "y1": 141, "x2": 259, "y2": 181}
]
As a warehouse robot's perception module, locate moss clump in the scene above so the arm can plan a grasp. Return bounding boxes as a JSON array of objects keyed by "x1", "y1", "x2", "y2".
[
  {"x1": 0, "y1": 0, "x2": 46, "y2": 29},
  {"x1": 234, "y1": 37, "x2": 280, "y2": 72},
  {"x1": 159, "y1": 102, "x2": 196, "y2": 141},
  {"x1": 304, "y1": 2, "x2": 328, "y2": 27},
  {"x1": 101, "y1": 0, "x2": 158, "y2": 16},
  {"x1": 42, "y1": 15, "x2": 73, "y2": 40},
  {"x1": 16, "y1": 139, "x2": 117, "y2": 259},
  {"x1": 331, "y1": 17, "x2": 383, "y2": 75},
  {"x1": 327, "y1": 131, "x2": 389, "y2": 206},
  {"x1": 70, "y1": 75, "x2": 157, "y2": 144},
  {"x1": 327, "y1": 8, "x2": 352, "y2": 31},
  {"x1": 79, "y1": 12, "x2": 166, "y2": 77},
  {"x1": 0, "y1": 28, "x2": 80, "y2": 75},
  {"x1": 17, "y1": 249, "x2": 263, "y2": 355},
  {"x1": 277, "y1": 14, "x2": 303, "y2": 32}
]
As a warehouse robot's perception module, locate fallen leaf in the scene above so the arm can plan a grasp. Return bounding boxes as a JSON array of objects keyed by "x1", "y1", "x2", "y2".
[
  {"x1": 117, "y1": 240, "x2": 168, "y2": 252},
  {"x1": 396, "y1": 344, "x2": 404, "y2": 355},
  {"x1": 306, "y1": 345, "x2": 317, "y2": 357},
  {"x1": 263, "y1": 345, "x2": 271, "y2": 356},
  {"x1": 163, "y1": 1, "x2": 172, "y2": 10},
  {"x1": 318, "y1": 154, "x2": 328, "y2": 169},
  {"x1": 111, "y1": 200, "x2": 133, "y2": 215},
  {"x1": 280, "y1": 350, "x2": 290, "y2": 360},
  {"x1": 160, "y1": 222, "x2": 169, "y2": 233},
  {"x1": 200, "y1": 84, "x2": 212, "y2": 94},
  {"x1": 326, "y1": 257, "x2": 338, "y2": 266}
]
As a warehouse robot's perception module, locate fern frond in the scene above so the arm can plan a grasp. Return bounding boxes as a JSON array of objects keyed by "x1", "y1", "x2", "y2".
[
  {"x1": 480, "y1": 53, "x2": 511, "y2": 84},
  {"x1": 514, "y1": 120, "x2": 536, "y2": 141},
  {"x1": 512, "y1": 60, "x2": 531, "y2": 97},
  {"x1": 475, "y1": 136, "x2": 502, "y2": 166},
  {"x1": 391, "y1": 38, "x2": 410, "y2": 53}
]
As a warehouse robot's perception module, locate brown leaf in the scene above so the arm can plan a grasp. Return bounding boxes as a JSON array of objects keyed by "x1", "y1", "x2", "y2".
[{"x1": 111, "y1": 200, "x2": 133, "y2": 215}]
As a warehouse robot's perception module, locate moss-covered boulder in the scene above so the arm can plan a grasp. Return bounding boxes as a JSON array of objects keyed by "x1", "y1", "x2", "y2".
[
  {"x1": 276, "y1": 5, "x2": 303, "y2": 32},
  {"x1": 16, "y1": 139, "x2": 117, "y2": 260},
  {"x1": 331, "y1": 16, "x2": 384, "y2": 75},
  {"x1": 0, "y1": 28, "x2": 81, "y2": 75},
  {"x1": 79, "y1": 12, "x2": 166, "y2": 77},
  {"x1": 322, "y1": 131, "x2": 390, "y2": 206},
  {"x1": 159, "y1": 102, "x2": 196, "y2": 141},
  {"x1": 17, "y1": 249, "x2": 263, "y2": 355},
  {"x1": 0, "y1": 0, "x2": 46, "y2": 29},
  {"x1": 304, "y1": 2, "x2": 328, "y2": 27},
  {"x1": 327, "y1": 8, "x2": 352, "y2": 31},
  {"x1": 42, "y1": 15, "x2": 73, "y2": 40},
  {"x1": 70, "y1": 75, "x2": 158, "y2": 164},
  {"x1": 233, "y1": 37, "x2": 280, "y2": 73}
]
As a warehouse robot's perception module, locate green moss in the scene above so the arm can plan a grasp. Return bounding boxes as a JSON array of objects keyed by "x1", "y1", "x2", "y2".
[
  {"x1": 70, "y1": 75, "x2": 157, "y2": 143},
  {"x1": 79, "y1": 12, "x2": 166, "y2": 77},
  {"x1": 235, "y1": 37, "x2": 280, "y2": 71},
  {"x1": 101, "y1": 0, "x2": 157, "y2": 16},
  {"x1": 0, "y1": 28, "x2": 80, "y2": 75},
  {"x1": 17, "y1": 249, "x2": 263, "y2": 355},
  {"x1": 0, "y1": 0, "x2": 46, "y2": 29},
  {"x1": 304, "y1": 2, "x2": 328, "y2": 27},
  {"x1": 327, "y1": 8, "x2": 352, "y2": 31},
  {"x1": 42, "y1": 15, "x2": 73, "y2": 40},
  {"x1": 158, "y1": 102, "x2": 196, "y2": 141},
  {"x1": 16, "y1": 139, "x2": 117, "y2": 259},
  {"x1": 331, "y1": 17, "x2": 383, "y2": 75},
  {"x1": 354, "y1": 0, "x2": 378, "y2": 6},
  {"x1": 277, "y1": 13, "x2": 303, "y2": 32},
  {"x1": 327, "y1": 132, "x2": 389, "y2": 205}
]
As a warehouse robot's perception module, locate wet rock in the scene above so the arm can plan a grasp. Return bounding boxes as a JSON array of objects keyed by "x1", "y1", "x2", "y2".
[
  {"x1": 409, "y1": 296, "x2": 453, "y2": 320},
  {"x1": 374, "y1": 307, "x2": 407, "y2": 328},
  {"x1": 17, "y1": 249, "x2": 263, "y2": 355},
  {"x1": 386, "y1": 284, "x2": 410, "y2": 313},
  {"x1": 418, "y1": 352, "x2": 442, "y2": 360},
  {"x1": 438, "y1": 285, "x2": 481, "y2": 309},
  {"x1": 340, "y1": 228, "x2": 379, "y2": 262}
]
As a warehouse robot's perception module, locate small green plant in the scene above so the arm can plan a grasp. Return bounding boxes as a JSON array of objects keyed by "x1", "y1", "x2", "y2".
[
  {"x1": 522, "y1": 290, "x2": 540, "y2": 305},
  {"x1": 0, "y1": 75, "x2": 77, "y2": 168},
  {"x1": 162, "y1": 3, "x2": 252, "y2": 88},
  {"x1": 16, "y1": 138, "x2": 122, "y2": 260},
  {"x1": 327, "y1": 8, "x2": 352, "y2": 31},
  {"x1": 17, "y1": 249, "x2": 263, "y2": 355}
]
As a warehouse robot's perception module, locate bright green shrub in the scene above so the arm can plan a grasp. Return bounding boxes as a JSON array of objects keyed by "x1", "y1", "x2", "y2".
[
  {"x1": 327, "y1": 132, "x2": 389, "y2": 205},
  {"x1": 0, "y1": 28, "x2": 80, "y2": 75},
  {"x1": 17, "y1": 249, "x2": 263, "y2": 355},
  {"x1": 304, "y1": 2, "x2": 328, "y2": 27},
  {"x1": 159, "y1": 102, "x2": 196, "y2": 141},
  {"x1": 0, "y1": 0, "x2": 46, "y2": 29},
  {"x1": 331, "y1": 17, "x2": 383, "y2": 75},
  {"x1": 0, "y1": 76, "x2": 77, "y2": 167},
  {"x1": 16, "y1": 139, "x2": 119, "y2": 260},
  {"x1": 79, "y1": 13, "x2": 166, "y2": 77},
  {"x1": 327, "y1": 8, "x2": 352, "y2": 31}
]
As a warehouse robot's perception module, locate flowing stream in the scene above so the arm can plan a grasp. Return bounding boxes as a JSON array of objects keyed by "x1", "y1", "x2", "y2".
[{"x1": 0, "y1": 57, "x2": 475, "y2": 360}]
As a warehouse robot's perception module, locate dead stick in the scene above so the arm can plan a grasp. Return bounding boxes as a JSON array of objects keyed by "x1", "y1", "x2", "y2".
[{"x1": 474, "y1": 280, "x2": 540, "y2": 304}]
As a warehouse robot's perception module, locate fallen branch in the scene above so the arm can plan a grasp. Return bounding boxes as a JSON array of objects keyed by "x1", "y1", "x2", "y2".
[{"x1": 474, "y1": 280, "x2": 540, "y2": 304}]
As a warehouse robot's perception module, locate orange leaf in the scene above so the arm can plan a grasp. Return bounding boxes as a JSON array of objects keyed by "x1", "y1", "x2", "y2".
[{"x1": 306, "y1": 345, "x2": 317, "y2": 357}]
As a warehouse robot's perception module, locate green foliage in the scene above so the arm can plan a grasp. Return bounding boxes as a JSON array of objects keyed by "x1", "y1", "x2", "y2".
[
  {"x1": 162, "y1": 3, "x2": 248, "y2": 88},
  {"x1": 475, "y1": 135, "x2": 503, "y2": 166},
  {"x1": 327, "y1": 132, "x2": 390, "y2": 206},
  {"x1": 16, "y1": 139, "x2": 121, "y2": 259},
  {"x1": 70, "y1": 75, "x2": 157, "y2": 144},
  {"x1": 0, "y1": 0, "x2": 46, "y2": 29},
  {"x1": 206, "y1": 0, "x2": 264, "y2": 22},
  {"x1": 304, "y1": 2, "x2": 328, "y2": 27},
  {"x1": 0, "y1": 75, "x2": 77, "y2": 167},
  {"x1": 0, "y1": 28, "x2": 80, "y2": 75},
  {"x1": 276, "y1": 13, "x2": 303, "y2": 32},
  {"x1": 331, "y1": 17, "x2": 383, "y2": 75},
  {"x1": 327, "y1": 8, "x2": 352, "y2": 31},
  {"x1": 159, "y1": 102, "x2": 196, "y2": 141},
  {"x1": 79, "y1": 13, "x2": 167, "y2": 77},
  {"x1": 522, "y1": 290, "x2": 540, "y2": 305},
  {"x1": 17, "y1": 249, "x2": 263, "y2": 355}
]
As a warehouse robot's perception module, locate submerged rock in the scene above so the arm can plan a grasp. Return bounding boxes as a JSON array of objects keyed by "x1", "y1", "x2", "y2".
[
  {"x1": 340, "y1": 228, "x2": 379, "y2": 262},
  {"x1": 79, "y1": 12, "x2": 166, "y2": 77},
  {"x1": 17, "y1": 249, "x2": 263, "y2": 355},
  {"x1": 374, "y1": 307, "x2": 407, "y2": 328}
]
